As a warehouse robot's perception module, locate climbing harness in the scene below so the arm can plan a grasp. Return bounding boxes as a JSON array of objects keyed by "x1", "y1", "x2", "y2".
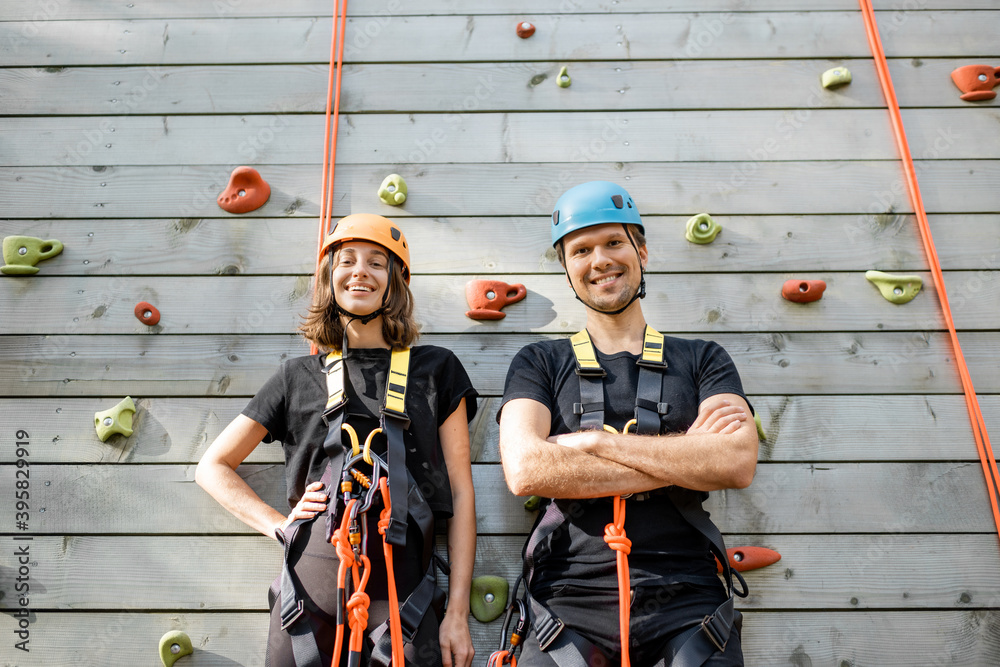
[
  {"x1": 493, "y1": 327, "x2": 747, "y2": 667},
  {"x1": 272, "y1": 344, "x2": 447, "y2": 667},
  {"x1": 858, "y1": 1, "x2": 999, "y2": 542}
]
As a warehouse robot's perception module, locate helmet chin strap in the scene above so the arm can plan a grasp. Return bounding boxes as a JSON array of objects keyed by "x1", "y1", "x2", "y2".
[
  {"x1": 568, "y1": 224, "x2": 646, "y2": 316},
  {"x1": 331, "y1": 253, "x2": 395, "y2": 328}
]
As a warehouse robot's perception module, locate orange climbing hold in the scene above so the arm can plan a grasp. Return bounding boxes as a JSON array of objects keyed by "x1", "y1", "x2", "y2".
[
  {"x1": 465, "y1": 279, "x2": 527, "y2": 320},
  {"x1": 516, "y1": 22, "x2": 535, "y2": 38},
  {"x1": 134, "y1": 302, "x2": 161, "y2": 326},
  {"x1": 715, "y1": 546, "x2": 782, "y2": 573},
  {"x1": 950, "y1": 65, "x2": 1000, "y2": 102},
  {"x1": 217, "y1": 166, "x2": 271, "y2": 214},
  {"x1": 781, "y1": 279, "x2": 826, "y2": 303}
]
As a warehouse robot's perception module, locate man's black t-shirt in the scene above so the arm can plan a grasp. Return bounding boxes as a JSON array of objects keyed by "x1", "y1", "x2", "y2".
[
  {"x1": 499, "y1": 334, "x2": 751, "y2": 592},
  {"x1": 243, "y1": 346, "x2": 478, "y2": 517}
]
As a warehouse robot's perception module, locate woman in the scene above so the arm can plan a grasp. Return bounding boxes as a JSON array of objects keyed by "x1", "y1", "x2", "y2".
[{"x1": 196, "y1": 214, "x2": 477, "y2": 667}]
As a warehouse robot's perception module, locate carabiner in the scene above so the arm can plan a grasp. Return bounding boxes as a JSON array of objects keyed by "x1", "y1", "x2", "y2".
[
  {"x1": 362, "y1": 427, "x2": 382, "y2": 466},
  {"x1": 342, "y1": 423, "x2": 361, "y2": 457}
]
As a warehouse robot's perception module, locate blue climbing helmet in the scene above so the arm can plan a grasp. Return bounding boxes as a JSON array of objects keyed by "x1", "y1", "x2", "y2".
[
  {"x1": 550, "y1": 181, "x2": 647, "y2": 315},
  {"x1": 551, "y1": 181, "x2": 643, "y2": 247}
]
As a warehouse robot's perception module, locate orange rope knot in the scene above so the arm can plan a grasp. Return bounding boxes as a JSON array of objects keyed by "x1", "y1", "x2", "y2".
[
  {"x1": 603, "y1": 523, "x2": 632, "y2": 554},
  {"x1": 346, "y1": 590, "x2": 371, "y2": 633}
]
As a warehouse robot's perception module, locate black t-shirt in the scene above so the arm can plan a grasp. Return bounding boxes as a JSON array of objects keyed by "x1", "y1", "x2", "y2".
[
  {"x1": 499, "y1": 334, "x2": 752, "y2": 592},
  {"x1": 243, "y1": 346, "x2": 478, "y2": 517}
]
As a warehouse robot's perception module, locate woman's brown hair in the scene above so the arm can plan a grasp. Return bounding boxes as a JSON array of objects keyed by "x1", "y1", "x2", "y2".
[{"x1": 299, "y1": 247, "x2": 419, "y2": 352}]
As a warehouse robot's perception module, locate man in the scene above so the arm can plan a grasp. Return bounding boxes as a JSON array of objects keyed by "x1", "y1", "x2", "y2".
[{"x1": 498, "y1": 181, "x2": 758, "y2": 666}]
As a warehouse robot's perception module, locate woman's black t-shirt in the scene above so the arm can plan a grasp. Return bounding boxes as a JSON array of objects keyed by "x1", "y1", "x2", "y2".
[
  {"x1": 498, "y1": 335, "x2": 752, "y2": 592},
  {"x1": 243, "y1": 346, "x2": 478, "y2": 517}
]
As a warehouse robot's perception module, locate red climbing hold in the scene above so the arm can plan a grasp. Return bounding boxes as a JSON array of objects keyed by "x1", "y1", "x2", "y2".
[
  {"x1": 134, "y1": 302, "x2": 161, "y2": 326},
  {"x1": 950, "y1": 65, "x2": 1000, "y2": 102},
  {"x1": 217, "y1": 166, "x2": 271, "y2": 214},
  {"x1": 465, "y1": 279, "x2": 527, "y2": 320},
  {"x1": 781, "y1": 279, "x2": 826, "y2": 303},
  {"x1": 516, "y1": 21, "x2": 536, "y2": 38},
  {"x1": 716, "y1": 546, "x2": 782, "y2": 573}
]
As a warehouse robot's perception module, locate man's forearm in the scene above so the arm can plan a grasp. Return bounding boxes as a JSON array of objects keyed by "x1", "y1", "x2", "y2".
[
  {"x1": 587, "y1": 428, "x2": 758, "y2": 491},
  {"x1": 501, "y1": 437, "x2": 663, "y2": 498}
]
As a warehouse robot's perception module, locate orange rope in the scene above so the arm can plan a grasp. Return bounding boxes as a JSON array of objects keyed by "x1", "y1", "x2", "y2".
[
  {"x1": 331, "y1": 498, "x2": 372, "y2": 666},
  {"x1": 858, "y1": 1, "x2": 1000, "y2": 541},
  {"x1": 378, "y1": 477, "x2": 406, "y2": 666},
  {"x1": 317, "y1": 0, "x2": 350, "y2": 258},
  {"x1": 312, "y1": 0, "x2": 349, "y2": 356},
  {"x1": 604, "y1": 496, "x2": 632, "y2": 667}
]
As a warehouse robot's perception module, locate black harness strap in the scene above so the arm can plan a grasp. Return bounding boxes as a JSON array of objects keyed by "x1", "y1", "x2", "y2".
[
  {"x1": 381, "y1": 349, "x2": 411, "y2": 547},
  {"x1": 569, "y1": 330, "x2": 606, "y2": 431}
]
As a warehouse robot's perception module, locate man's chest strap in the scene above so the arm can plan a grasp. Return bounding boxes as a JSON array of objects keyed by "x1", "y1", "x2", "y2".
[{"x1": 569, "y1": 326, "x2": 669, "y2": 435}]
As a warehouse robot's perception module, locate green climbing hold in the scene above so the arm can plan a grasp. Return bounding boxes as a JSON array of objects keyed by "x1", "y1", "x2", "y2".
[
  {"x1": 2, "y1": 236, "x2": 64, "y2": 275},
  {"x1": 378, "y1": 174, "x2": 407, "y2": 206},
  {"x1": 94, "y1": 396, "x2": 137, "y2": 442},
  {"x1": 158, "y1": 630, "x2": 193, "y2": 667},
  {"x1": 470, "y1": 575, "x2": 509, "y2": 623},
  {"x1": 865, "y1": 270, "x2": 922, "y2": 304},
  {"x1": 557, "y1": 66, "x2": 572, "y2": 88},
  {"x1": 821, "y1": 66, "x2": 852, "y2": 89},
  {"x1": 754, "y1": 413, "x2": 767, "y2": 442},
  {"x1": 685, "y1": 213, "x2": 721, "y2": 244},
  {"x1": 524, "y1": 495, "x2": 542, "y2": 512}
]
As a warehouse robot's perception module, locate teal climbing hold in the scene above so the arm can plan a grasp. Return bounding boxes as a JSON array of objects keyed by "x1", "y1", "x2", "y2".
[
  {"x1": 865, "y1": 270, "x2": 922, "y2": 304},
  {"x1": 2, "y1": 236, "x2": 64, "y2": 275},
  {"x1": 94, "y1": 397, "x2": 136, "y2": 442},
  {"x1": 378, "y1": 174, "x2": 407, "y2": 206},
  {"x1": 470, "y1": 575, "x2": 509, "y2": 623},
  {"x1": 159, "y1": 630, "x2": 193, "y2": 667},
  {"x1": 821, "y1": 66, "x2": 852, "y2": 89},
  {"x1": 685, "y1": 213, "x2": 721, "y2": 244}
]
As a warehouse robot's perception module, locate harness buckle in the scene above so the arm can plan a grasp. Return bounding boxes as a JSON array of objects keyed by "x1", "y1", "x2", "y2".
[
  {"x1": 280, "y1": 600, "x2": 305, "y2": 631},
  {"x1": 574, "y1": 366, "x2": 606, "y2": 378},
  {"x1": 534, "y1": 614, "x2": 565, "y2": 651},
  {"x1": 380, "y1": 406, "x2": 411, "y2": 429},
  {"x1": 699, "y1": 613, "x2": 729, "y2": 653}
]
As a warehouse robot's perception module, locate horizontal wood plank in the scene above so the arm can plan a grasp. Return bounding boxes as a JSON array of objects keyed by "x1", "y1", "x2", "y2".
[
  {"x1": 10, "y1": 1, "x2": 996, "y2": 21},
  {"x1": 1, "y1": 534, "x2": 997, "y2": 610},
  {"x1": 3, "y1": 395, "x2": 999, "y2": 465},
  {"x1": 4, "y1": 13, "x2": 997, "y2": 66},
  {"x1": 1, "y1": 462, "x2": 997, "y2": 534},
  {"x1": 1, "y1": 610, "x2": 999, "y2": 666},
  {"x1": 14, "y1": 109, "x2": 954, "y2": 166},
  {"x1": 8, "y1": 108, "x2": 989, "y2": 166},
  {"x1": 2, "y1": 58, "x2": 981, "y2": 116},
  {"x1": 4, "y1": 331, "x2": 991, "y2": 397},
  {"x1": 3, "y1": 161, "x2": 999, "y2": 218},
  {"x1": 2, "y1": 214, "x2": 997, "y2": 275},
  {"x1": 15, "y1": 271, "x2": 1000, "y2": 334}
]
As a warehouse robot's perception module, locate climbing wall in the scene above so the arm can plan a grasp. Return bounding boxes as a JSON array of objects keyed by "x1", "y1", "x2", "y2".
[{"x1": 2, "y1": 0, "x2": 1000, "y2": 664}]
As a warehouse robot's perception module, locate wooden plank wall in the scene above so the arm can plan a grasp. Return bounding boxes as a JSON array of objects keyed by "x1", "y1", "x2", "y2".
[{"x1": 2, "y1": 1, "x2": 999, "y2": 664}]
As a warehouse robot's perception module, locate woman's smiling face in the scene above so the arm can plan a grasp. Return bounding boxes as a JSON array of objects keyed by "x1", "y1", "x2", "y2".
[{"x1": 331, "y1": 240, "x2": 390, "y2": 317}]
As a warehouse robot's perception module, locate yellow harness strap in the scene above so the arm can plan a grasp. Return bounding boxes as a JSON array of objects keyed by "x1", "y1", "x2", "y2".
[{"x1": 324, "y1": 347, "x2": 411, "y2": 415}]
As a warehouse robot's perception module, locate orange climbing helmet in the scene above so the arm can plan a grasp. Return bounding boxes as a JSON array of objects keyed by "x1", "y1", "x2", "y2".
[{"x1": 320, "y1": 213, "x2": 411, "y2": 282}]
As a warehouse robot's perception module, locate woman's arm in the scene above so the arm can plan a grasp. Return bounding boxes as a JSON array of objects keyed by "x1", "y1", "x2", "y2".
[
  {"x1": 437, "y1": 398, "x2": 476, "y2": 667},
  {"x1": 195, "y1": 414, "x2": 328, "y2": 539}
]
